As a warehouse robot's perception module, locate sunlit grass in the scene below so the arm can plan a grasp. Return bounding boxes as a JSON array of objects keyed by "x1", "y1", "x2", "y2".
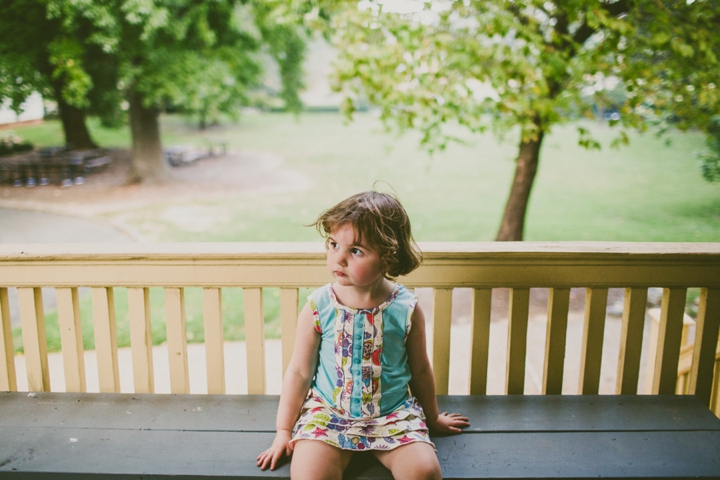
[
  {"x1": 13, "y1": 112, "x2": 718, "y2": 244},
  {"x1": 106, "y1": 111, "x2": 718, "y2": 243},
  {"x1": 18, "y1": 113, "x2": 720, "y2": 242}
]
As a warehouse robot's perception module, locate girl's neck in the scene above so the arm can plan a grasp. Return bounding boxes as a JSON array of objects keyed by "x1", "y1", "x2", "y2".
[{"x1": 332, "y1": 278, "x2": 395, "y2": 309}]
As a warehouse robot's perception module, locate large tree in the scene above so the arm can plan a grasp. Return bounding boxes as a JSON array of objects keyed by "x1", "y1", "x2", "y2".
[
  {"x1": 49, "y1": 0, "x2": 306, "y2": 183},
  {"x1": 320, "y1": 0, "x2": 720, "y2": 240},
  {"x1": 0, "y1": 0, "x2": 101, "y2": 150}
]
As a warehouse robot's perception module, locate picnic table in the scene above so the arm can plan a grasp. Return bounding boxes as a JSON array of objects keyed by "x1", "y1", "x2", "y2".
[{"x1": 0, "y1": 148, "x2": 111, "y2": 187}]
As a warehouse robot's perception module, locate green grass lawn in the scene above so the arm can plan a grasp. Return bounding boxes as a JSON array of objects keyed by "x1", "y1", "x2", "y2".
[
  {"x1": 12, "y1": 112, "x2": 719, "y2": 243},
  {"x1": 227, "y1": 113, "x2": 719, "y2": 243},
  {"x1": 8, "y1": 112, "x2": 719, "y2": 352}
]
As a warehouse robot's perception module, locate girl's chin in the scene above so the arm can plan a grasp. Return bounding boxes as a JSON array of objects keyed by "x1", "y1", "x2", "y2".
[{"x1": 333, "y1": 276, "x2": 353, "y2": 286}]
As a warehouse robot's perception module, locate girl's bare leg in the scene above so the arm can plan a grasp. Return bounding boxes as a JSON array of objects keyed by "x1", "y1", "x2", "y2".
[
  {"x1": 290, "y1": 440, "x2": 353, "y2": 480},
  {"x1": 373, "y1": 442, "x2": 442, "y2": 480}
]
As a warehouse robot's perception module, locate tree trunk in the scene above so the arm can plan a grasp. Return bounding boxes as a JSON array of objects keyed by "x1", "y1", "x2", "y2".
[
  {"x1": 128, "y1": 91, "x2": 168, "y2": 183},
  {"x1": 55, "y1": 93, "x2": 98, "y2": 151},
  {"x1": 495, "y1": 121, "x2": 545, "y2": 241}
]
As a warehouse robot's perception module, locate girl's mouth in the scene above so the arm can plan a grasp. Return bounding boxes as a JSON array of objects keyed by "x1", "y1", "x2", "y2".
[{"x1": 334, "y1": 271, "x2": 346, "y2": 277}]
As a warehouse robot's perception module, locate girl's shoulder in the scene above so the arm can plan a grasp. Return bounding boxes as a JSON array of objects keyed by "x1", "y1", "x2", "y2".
[
  {"x1": 306, "y1": 283, "x2": 334, "y2": 315},
  {"x1": 307, "y1": 283, "x2": 332, "y2": 303},
  {"x1": 393, "y1": 283, "x2": 416, "y2": 301},
  {"x1": 385, "y1": 283, "x2": 418, "y2": 311}
]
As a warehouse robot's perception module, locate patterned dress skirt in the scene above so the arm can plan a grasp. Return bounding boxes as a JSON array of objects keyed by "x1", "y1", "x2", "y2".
[{"x1": 290, "y1": 389, "x2": 435, "y2": 451}]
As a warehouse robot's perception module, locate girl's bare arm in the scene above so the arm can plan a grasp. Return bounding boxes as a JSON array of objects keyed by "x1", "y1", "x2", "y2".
[
  {"x1": 257, "y1": 302, "x2": 321, "y2": 470},
  {"x1": 407, "y1": 304, "x2": 470, "y2": 434}
]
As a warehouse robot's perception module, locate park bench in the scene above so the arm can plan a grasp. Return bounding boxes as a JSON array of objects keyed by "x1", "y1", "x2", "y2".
[
  {"x1": 1, "y1": 243, "x2": 719, "y2": 479},
  {"x1": 165, "y1": 145, "x2": 207, "y2": 167},
  {"x1": 164, "y1": 141, "x2": 226, "y2": 167}
]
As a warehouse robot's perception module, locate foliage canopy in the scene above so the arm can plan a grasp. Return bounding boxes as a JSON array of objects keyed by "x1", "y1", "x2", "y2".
[
  {"x1": 326, "y1": 0, "x2": 719, "y2": 146},
  {"x1": 1, "y1": 0, "x2": 307, "y2": 180},
  {"x1": 313, "y1": 0, "x2": 720, "y2": 239},
  {"x1": 45, "y1": 0, "x2": 305, "y2": 124}
]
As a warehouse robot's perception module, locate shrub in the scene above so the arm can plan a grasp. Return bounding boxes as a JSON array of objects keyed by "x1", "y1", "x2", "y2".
[{"x1": 0, "y1": 134, "x2": 34, "y2": 157}]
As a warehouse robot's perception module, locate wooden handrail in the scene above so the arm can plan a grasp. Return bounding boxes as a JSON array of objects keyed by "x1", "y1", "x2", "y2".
[
  {"x1": 1, "y1": 242, "x2": 718, "y2": 288},
  {"x1": 0, "y1": 242, "x2": 718, "y2": 414}
]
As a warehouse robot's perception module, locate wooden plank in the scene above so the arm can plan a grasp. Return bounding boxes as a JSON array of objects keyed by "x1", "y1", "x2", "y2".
[
  {"x1": 18, "y1": 287, "x2": 49, "y2": 392},
  {"x1": 243, "y1": 288, "x2": 266, "y2": 395},
  {"x1": 438, "y1": 431, "x2": 720, "y2": 479},
  {"x1": 689, "y1": 288, "x2": 720, "y2": 406},
  {"x1": 645, "y1": 308, "x2": 695, "y2": 395},
  {"x1": 542, "y1": 288, "x2": 570, "y2": 395},
  {"x1": 3, "y1": 243, "x2": 720, "y2": 289},
  {"x1": 0, "y1": 428, "x2": 290, "y2": 478},
  {"x1": 578, "y1": 287, "x2": 608, "y2": 395},
  {"x1": 1, "y1": 426, "x2": 718, "y2": 479},
  {"x1": 432, "y1": 288, "x2": 453, "y2": 395},
  {"x1": 280, "y1": 288, "x2": 299, "y2": 378},
  {"x1": 165, "y1": 287, "x2": 189, "y2": 394},
  {"x1": 92, "y1": 287, "x2": 119, "y2": 393},
  {"x1": 2, "y1": 392, "x2": 718, "y2": 434},
  {"x1": 506, "y1": 288, "x2": 529, "y2": 395},
  {"x1": 436, "y1": 394, "x2": 720, "y2": 433},
  {"x1": 6, "y1": 260, "x2": 720, "y2": 289},
  {"x1": 4, "y1": 241, "x2": 720, "y2": 258},
  {"x1": 56, "y1": 287, "x2": 85, "y2": 393},
  {"x1": 468, "y1": 288, "x2": 491, "y2": 395},
  {"x1": 0, "y1": 288, "x2": 16, "y2": 392},
  {"x1": 0, "y1": 393, "x2": 718, "y2": 480},
  {"x1": 645, "y1": 308, "x2": 661, "y2": 395},
  {"x1": 652, "y1": 288, "x2": 687, "y2": 395},
  {"x1": 615, "y1": 287, "x2": 648, "y2": 394},
  {"x1": 128, "y1": 287, "x2": 154, "y2": 394},
  {"x1": 203, "y1": 287, "x2": 225, "y2": 394},
  {"x1": 0, "y1": 392, "x2": 279, "y2": 432},
  {"x1": 712, "y1": 359, "x2": 720, "y2": 415}
]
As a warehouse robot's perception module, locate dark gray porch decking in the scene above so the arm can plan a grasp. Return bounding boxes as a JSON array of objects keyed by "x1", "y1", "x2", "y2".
[{"x1": 0, "y1": 393, "x2": 718, "y2": 479}]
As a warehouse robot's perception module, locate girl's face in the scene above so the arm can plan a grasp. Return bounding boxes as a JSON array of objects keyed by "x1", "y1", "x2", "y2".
[{"x1": 326, "y1": 223, "x2": 385, "y2": 290}]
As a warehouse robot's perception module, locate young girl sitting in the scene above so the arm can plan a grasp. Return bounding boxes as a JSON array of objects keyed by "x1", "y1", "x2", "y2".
[{"x1": 257, "y1": 191, "x2": 469, "y2": 479}]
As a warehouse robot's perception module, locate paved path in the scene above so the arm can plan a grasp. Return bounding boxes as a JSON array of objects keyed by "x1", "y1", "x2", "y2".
[{"x1": 0, "y1": 207, "x2": 134, "y2": 243}]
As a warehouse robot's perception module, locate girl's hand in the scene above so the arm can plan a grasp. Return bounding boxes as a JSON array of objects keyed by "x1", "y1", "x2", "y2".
[
  {"x1": 257, "y1": 429, "x2": 293, "y2": 471},
  {"x1": 429, "y1": 412, "x2": 470, "y2": 435}
]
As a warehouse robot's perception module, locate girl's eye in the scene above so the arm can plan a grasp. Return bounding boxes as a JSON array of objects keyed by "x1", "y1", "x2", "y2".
[
  {"x1": 351, "y1": 248, "x2": 363, "y2": 255},
  {"x1": 329, "y1": 242, "x2": 338, "y2": 250}
]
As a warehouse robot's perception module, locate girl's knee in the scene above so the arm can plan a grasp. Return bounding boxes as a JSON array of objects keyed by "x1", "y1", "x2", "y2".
[
  {"x1": 290, "y1": 440, "x2": 351, "y2": 480},
  {"x1": 404, "y1": 455, "x2": 442, "y2": 480},
  {"x1": 378, "y1": 443, "x2": 442, "y2": 480}
]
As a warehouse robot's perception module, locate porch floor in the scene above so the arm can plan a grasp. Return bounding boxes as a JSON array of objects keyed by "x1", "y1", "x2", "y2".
[{"x1": 1, "y1": 392, "x2": 719, "y2": 479}]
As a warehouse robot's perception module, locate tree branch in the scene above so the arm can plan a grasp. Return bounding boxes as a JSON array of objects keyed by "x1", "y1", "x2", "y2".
[{"x1": 573, "y1": 0, "x2": 630, "y2": 46}]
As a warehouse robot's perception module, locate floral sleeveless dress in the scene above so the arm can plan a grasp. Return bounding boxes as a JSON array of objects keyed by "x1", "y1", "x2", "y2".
[{"x1": 290, "y1": 284, "x2": 433, "y2": 451}]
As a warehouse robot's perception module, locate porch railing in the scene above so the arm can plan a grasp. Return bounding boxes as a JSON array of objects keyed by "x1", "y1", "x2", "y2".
[{"x1": 1, "y1": 243, "x2": 718, "y2": 413}]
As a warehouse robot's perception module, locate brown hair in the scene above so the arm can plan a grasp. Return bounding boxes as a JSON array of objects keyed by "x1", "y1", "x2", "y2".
[{"x1": 312, "y1": 191, "x2": 422, "y2": 279}]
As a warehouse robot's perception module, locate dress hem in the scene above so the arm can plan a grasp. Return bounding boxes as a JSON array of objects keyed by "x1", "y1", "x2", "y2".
[{"x1": 289, "y1": 436, "x2": 435, "y2": 452}]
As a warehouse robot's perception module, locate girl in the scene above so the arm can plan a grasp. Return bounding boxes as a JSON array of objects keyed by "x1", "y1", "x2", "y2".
[{"x1": 257, "y1": 191, "x2": 469, "y2": 479}]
